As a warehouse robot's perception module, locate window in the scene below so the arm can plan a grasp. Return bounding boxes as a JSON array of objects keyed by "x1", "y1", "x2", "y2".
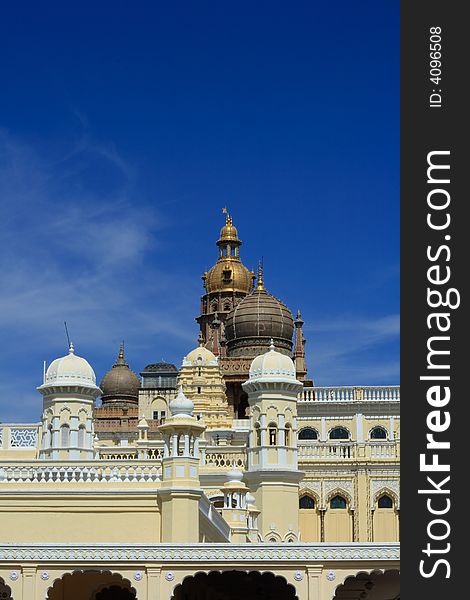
[
  {"x1": 285, "y1": 424, "x2": 291, "y2": 446},
  {"x1": 153, "y1": 411, "x2": 159, "y2": 420},
  {"x1": 378, "y1": 494, "x2": 394, "y2": 509},
  {"x1": 222, "y1": 269, "x2": 232, "y2": 282},
  {"x1": 370, "y1": 426, "x2": 387, "y2": 440},
  {"x1": 268, "y1": 423, "x2": 277, "y2": 446},
  {"x1": 160, "y1": 411, "x2": 166, "y2": 419},
  {"x1": 329, "y1": 427, "x2": 349, "y2": 440},
  {"x1": 254, "y1": 423, "x2": 261, "y2": 446},
  {"x1": 330, "y1": 495, "x2": 347, "y2": 509},
  {"x1": 197, "y1": 387, "x2": 201, "y2": 394},
  {"x1": 299, "y1": 495, "x2": 315, "y2": 509},
  {"x1": 60, "y1": 424, "x2": 70, "y2": 447},
  {"x1": 78, "y1": 426, "x2": 85, "y2": 448},
  {"x1": 298, "y1": 427, "x2": 318, "y2": 440}
]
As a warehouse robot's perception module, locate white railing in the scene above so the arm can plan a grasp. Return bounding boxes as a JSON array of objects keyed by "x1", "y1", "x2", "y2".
[
  {"x1": 0, "y1": 461, "x2": 160, "y2": 483},
  {"x1": 201, "y1": 447, "x2": 246, "y2": 470},
  {"x1": 298, "y1": 386, "x2": 400, "y2": 402},
  {"x1": 368, "y1": 442, "x2": 399, "y2": 459},
  {"x1": 298, "y1": 442, "x2": 356, "y2": 459},
  {"x1": 98, "y1": 448, "x2": 139, "y2": 460}
]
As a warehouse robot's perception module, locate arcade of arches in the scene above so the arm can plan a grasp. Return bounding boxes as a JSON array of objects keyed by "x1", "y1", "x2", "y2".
[{"x1": 171, "y1": 571, "x2": 298, "y2": 600}]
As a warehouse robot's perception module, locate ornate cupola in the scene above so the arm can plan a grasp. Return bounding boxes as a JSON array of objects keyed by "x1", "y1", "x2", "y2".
[
  {"x1": 37, "y1": 343, "x2": 101, "y2": 460},
  {"x1": 197, "y1": 210, "x2": 255, "y2": 355}
]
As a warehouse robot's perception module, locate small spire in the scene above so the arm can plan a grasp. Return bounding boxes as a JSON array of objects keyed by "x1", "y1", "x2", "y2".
[
  {"x1": 269, "y1": 338, "x2": 275, "y2": 351},
  {"x1": 222, "y1": 206, "x2": 232, "y2": 225},
  {"x1": 115, "y1": 342, "x2": 127, "y2": 366},
  {"x1": 198, "y1": 332, "x2": 205, "y2": 346},
  {"x1": 256, "y1": 259, "x2": 265, "y2": 291},
  {"x1": 68, "y1": 342, "x2": 75, "y2": 355}
]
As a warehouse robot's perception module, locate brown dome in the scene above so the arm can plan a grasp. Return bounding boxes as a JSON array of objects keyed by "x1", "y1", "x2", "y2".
[
  {"x1": 100, "y1": 345, "x2": 140, "y2": 405},
  {"x1": 224, "y1": 286, "x2": 294, "y2": 358}
]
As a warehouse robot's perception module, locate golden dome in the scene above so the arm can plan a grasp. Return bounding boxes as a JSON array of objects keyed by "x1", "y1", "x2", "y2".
[{"x1": 202, "y1": 210, "x2": 255, "y2": 294}]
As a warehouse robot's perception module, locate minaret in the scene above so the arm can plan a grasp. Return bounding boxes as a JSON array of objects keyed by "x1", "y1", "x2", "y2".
[
  {"x1": 294, "y1": 309, "x2": 308, "y2": 382},
  {"x1": 242, "y1": 341, "x2": 304, "y2": 542},
  {"x1": 157, "y1": 386, "x2": 206, "y2": 542},
  {"x1": 37, "y1": 343, "x2": 101, "y2": 460}
]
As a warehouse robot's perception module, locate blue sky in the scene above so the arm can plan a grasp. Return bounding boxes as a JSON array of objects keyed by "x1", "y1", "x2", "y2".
[{"x1": 0, "y1": 1, "x2": 399, "y2": 423}]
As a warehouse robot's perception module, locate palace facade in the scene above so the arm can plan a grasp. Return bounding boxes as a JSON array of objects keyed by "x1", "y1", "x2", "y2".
[{"x1": 0, "y1": 213, "x2": 399, "y2": 600}]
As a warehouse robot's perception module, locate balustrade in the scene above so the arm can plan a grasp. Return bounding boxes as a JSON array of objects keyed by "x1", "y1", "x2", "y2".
[{"x1": 298, "y1": 386, "x2": 400, "y2": 402}]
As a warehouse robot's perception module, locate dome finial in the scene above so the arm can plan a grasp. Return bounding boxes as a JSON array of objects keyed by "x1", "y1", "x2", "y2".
[
  {"x1": 115, "y1": 342, "x2": 127, "y2": 366},
  {"x1": 269, "y1": 338, "x2": 275, "y2": 351},
  {"x1": 222, "y1": 206, "x2": 232, "y2": 226},
  {"x1": 198, "y1": 332, "x2": 205, "y2": 346},
  {"x1": 256, "y1": 259, "x2": 265, "y2": 291},
  {"x1": 68, "y1": 341, "x2": 75, "y2": 355}
]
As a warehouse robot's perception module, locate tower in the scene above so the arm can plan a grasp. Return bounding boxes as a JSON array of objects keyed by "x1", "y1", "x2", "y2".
[
  {"x1": 197, "y1": 210, "x2": 255, "y2": 353},
  {"x1": 242, "y1": 341, "x2": 304, "y2": 542},
  {"x1": 37, "y1": 343, "x2": 101, "y2": 460},
  {"x1": 157, "y1": 386, "x2": 206, "y2": 542}
]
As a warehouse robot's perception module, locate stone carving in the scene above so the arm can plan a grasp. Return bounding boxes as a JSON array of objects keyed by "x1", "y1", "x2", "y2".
[
  {"x1": 0, "y1": 543, "x2": 400, "y2": 562},
  {"x1": 134, "y1": 571, "x2": 143, "y2": 581},
  {"x1": 9, "y1": 428, "x2": 37, "y2": 448},
  {"x1": 294, "y1": 571, "x2": 303, "y2": 581},
  {"x1": 326, "y1": 571, "x2": 336, "y2": 581},
  {"x1": 370, "y1": 479, "x2": 400, "y2": 508},
  {"x1": 323, "y1": 479, "x2": 355, "y2": 508}
]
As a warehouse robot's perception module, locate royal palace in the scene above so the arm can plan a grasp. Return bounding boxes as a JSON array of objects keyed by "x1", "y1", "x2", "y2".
[{"x1": 0, "y1": 213, "x2": 399, "y2": 600}]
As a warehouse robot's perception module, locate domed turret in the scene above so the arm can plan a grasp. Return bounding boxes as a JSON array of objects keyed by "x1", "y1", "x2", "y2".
[
  {"x1": 224, "y1": 264, "x2": 294, "y2": 358},
  {"x1": 99, "y1": 344, "x2": 140, "y2": 405},
  {"x1": 39, "y1": 343, "x2": 99, "y2": 391},
  {"x1": 202, "y1": 211, "x2": 255, "y2": 295},
  {"x1": 249, "y1": 340, "x2": 297, "y2": 381}
]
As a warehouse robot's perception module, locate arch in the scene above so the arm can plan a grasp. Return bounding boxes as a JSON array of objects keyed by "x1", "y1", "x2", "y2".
[
  {"x1": 0, "y1": 577, "x2": 12, "y2": 600},
  {"x1": 370, "y1": 426, "x2": 388, "y2": 439},
  {"x1": 330, "y1": 494, "x2": 347, "y2": 509},
  {"x1": 171, "y1": 571, "x2": 298, "y2": 600},
  {"x1": 378, "y1": 494, "x2": 394, "y2": 508},
  {"x1": 46, "y1": 569, "x2": 136, "y2": 600},
  {"x1": 325, "y1": 487, "x2": 353, "y2": 508},
  {"x1": 298, "y1": 427, "x2": 318, "y2": 440},
  {"x1": 329, "y1": 426, "x2": 350, "y2": 440},
  {"x1": 254, "y1": 422, "x2": 261, "y2": 446},
  {"x1": 333, "y1": 569, "x2": 400, "y2": 600},
  {"x1": 373, "y1": 486, "x2": 400, "y2": 510},
  {"x1": 299, "y1": 494, "x2": 315, "y2": 509}
]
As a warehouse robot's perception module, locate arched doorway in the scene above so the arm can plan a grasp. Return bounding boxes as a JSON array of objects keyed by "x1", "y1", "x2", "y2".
[
  {"x1": 0, "y1": 578, "x2": 12, "y2": 600},
  {"x1": 333, "y1": 569, "x2": 400, "y2": 600},
  {"x1": 47, "y1": 571, "x2": 136, "y2": 600},
  {"x1": 171, "y1": 571, "x2": 298, "y2": 600}
]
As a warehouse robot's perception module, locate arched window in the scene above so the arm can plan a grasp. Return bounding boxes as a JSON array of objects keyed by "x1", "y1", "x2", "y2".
[
  {"x1": 268, "y1": 423, "x2": 277, "y2": 446},
  {"x1": 330, "y1": 495, "x2": 347, "y2": 509},
  {"x1": 299, "y1": 495, "x2": 315, "y2": 509},
  {"x1": 78, "y1": 426, "x2": 86, "y2": 448},
  {"x1": 378, "y1": 494, "x2": 394, "y2": 508},
  {"x1": 60, "y1": 424, "x2": 70, "y2": 447},
  {"x1": 298, "y1": 427, "x2": 318, "y2": 440},
  {"x1": 329, "y1": 427, "x2": 349, "y2": 440},
  {"x1": 370, "y1": 426, "x2": 388, "y2": 440},
  {"x1": 285, "y1": 424, "x2": 292, "y2": 446},
  {"x1": 254, "y1": 423, "x2": 261, "y2": 446}
]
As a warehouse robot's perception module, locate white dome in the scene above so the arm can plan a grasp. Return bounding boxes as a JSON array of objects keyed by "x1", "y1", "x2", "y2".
[
  {"x1": 169, "y1": 385, "x2": 194, "y2": 417},
  {"x1": 41, "y1": 344, "x2": 98, "y2": 389},
  {"x1": 226, "y1": 467, "x2": 244, "y2": 483},
  {"x1": 182, "y1": 345, "x2": 218, "y2": 367},
  {"x1": 249, "y1": 340, "x2": 296, "y2": 380}
]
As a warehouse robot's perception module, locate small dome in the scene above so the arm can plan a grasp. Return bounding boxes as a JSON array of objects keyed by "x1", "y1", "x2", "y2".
[
  {"x1": 249, "y1": 341, "x2": 297, "y2": 381},
  {"x1": 100, "y1": 345, "x2": 140, "y2": 405},
  {"x1": 169, "y1": 385, "x2": 194, "y2": 417},
  {"x1": 204, "y1": 259, "x2": 254, "y2": 295},
  {"x1": 246, "y1": 493, "x2": 256, "y2": 506},
  {"x1": 226, "y1": 467, "x2": 244, "y2": 483},
  {"x1": 183, "y1": 344, "x2": 218, "y2": 366},
  {"x1": 40, "y1": 344, "x2": 98, "y2": 389}
]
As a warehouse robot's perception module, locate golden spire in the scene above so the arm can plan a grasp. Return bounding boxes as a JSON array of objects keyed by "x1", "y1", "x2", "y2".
[
  {"x1": 222, "y1": 206, "x2": 233, "y2": 227},
  {"x1": 256, "y1": 259, "x2": 265, "y2": 291}
]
